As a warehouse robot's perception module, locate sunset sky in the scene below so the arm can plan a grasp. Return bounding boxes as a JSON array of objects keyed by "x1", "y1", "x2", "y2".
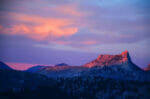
[{"x1": 0, "y1": 0, "x2": 150, "y2": 69}]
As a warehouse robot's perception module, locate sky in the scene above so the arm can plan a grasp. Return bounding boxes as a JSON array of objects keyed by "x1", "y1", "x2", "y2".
[{"x1": 0, "y1": 0, "x2": 150, "y2": 69}]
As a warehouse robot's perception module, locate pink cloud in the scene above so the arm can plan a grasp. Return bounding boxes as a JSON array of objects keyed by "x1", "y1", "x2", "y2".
[
  {"x1": 5, "y1": 62, "x2": 50, "y2": 71},
  {"x1": 52, "y1": 4, "x2": 85, "y2": 17},
  {"x1": 5, "y1": 62, "x2": 37, "y2": 70},
  {"x1": 81, "y1": 40, "x2": 97, "y2": 45},
  {"x1": 0, "y1": 12, "x2": 78, "y2": 40},
  {"x1": 49, "y1": 40, "x2": 97, "y2": 46}
]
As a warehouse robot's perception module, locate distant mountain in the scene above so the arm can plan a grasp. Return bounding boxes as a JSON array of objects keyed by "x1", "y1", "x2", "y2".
[
  {"x1": 0, "y1": 61, "x2": 12, "y2": 70},
  {"x1": 26, "y1": 63, "x2": 69, "y2": 73},
  {"x1": 26, "y1": 65, "x2": 46, "y2": 72},
  {"x1": 25, "y1": 51, "x2": 150, "y2": 81},
  {"x1": 55, "y1": 63, "x2": 69, "y2": 66}
]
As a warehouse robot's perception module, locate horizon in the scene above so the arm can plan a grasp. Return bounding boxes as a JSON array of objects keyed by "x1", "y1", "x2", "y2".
[
  {"x1": 2, "y1": 50, "x2": 148, "y2": 70},
  {"x1": 0, "y1": 0, "x2": 150, "y2": 69}
]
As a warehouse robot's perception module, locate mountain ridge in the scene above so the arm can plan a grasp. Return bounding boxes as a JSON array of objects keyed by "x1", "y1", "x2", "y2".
[
  {"x1": 0, "y1": 61, "x2": 13, "y2": 70},
  {"x1": 1, "y1": 51, "x2": 149, "y2": 81},
  {"x1": 55, "y1": 63, "x2": 69, "y2": 67},
  {"x1": 23, "y1": 51, "x2": 150, "y2": 81},
  {"x1": 83, "y1": 50, "x2": 132, "y2": 68}
]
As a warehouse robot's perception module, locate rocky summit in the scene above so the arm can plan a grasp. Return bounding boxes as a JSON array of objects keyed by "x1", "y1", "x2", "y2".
[{"x1": 84, "y1": 50, "x2": 131, "y2": 68}]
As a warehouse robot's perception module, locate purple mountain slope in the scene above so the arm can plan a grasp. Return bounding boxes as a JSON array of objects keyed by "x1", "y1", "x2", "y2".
[
  {"x1": 0, "y1": 61, "x2": 12, "y2": 70},
  {"x1": 26, "y1": 65, "x2": 46, "y2": 72},
  {"x1": 55, "y1": 63, "x2": 69, "y2": 66}
]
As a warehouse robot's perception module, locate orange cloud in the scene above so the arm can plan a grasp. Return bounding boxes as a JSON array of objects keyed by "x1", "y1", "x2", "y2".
[
  {"x1": 52, "y1": 5, "x2": 84, "y2": 17},
  {"x1": 49, "y1": 40, "x2": 97, "y2": 46},
  {"x1": 82, "y1": 40, "x2": 97, "y2": 45},
  {"x1": 0, "y1": 12, "x2": 78, "y2": 40},
  {"x1": 11, "y1": 24, "x2": 30, "y2": 34}
]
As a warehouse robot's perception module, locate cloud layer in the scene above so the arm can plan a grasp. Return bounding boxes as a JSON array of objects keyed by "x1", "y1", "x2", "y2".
[
  {"x1": 0, "y1": 12, "x2": 80, "y2": 40},
  {"x1": 0, "y1": 0, "x2": 149, "y2": 44}
]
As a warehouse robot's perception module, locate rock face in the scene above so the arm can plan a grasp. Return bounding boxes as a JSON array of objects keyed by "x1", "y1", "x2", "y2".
[
  {"x1": 84, "y1": 50, "x2": 131, "y2": 68},
  {"x1": 0, "y1": 61, "x2": 12, "y2": 70}
]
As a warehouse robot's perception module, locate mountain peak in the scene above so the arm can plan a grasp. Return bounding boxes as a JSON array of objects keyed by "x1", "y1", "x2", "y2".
[
  {"x1": 84, "y1": 50, "x2": 131, "y2": 68},
  {"x1": 121, "y1": 50, "x2": 131, "y2": 62},
  {"x1": 121, "y1": 50, "x2": 129, "y2": 56},
  {"x1": 55, "y1": 63, "x2": 69, "y2": 67}
]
